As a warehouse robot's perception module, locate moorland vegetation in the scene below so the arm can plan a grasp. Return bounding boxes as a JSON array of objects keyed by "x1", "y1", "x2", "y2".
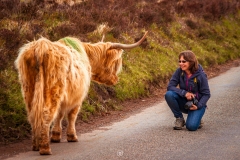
[{"x1": 0, "y1": 0, "x2": 239, "y2": 144}]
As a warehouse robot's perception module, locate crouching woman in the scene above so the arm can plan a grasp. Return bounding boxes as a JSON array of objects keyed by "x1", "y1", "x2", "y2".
[{"x1": 165, "y1": 50, "x2": 211, "y2": 131}]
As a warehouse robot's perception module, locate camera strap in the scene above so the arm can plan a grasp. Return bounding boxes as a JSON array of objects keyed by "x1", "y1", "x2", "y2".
[
  {"x1": 193, "y1": 77, "x2": 199, "y2": 99},
  {"x1": 181, "y1": 72, "x2": 199, "y2": 98}
]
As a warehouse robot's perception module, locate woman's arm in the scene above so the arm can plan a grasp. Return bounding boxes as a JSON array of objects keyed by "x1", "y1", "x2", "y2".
[
  {"x1": 167, "y1": 68, "x2": 188, "y2": 97},
  {"x1": 196, "y1": 74, "x2": 211, "y2": 109}
]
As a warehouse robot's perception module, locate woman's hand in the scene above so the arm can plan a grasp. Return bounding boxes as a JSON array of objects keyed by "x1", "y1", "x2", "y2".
[
  {"x1": 185, "y1": 92, "x2": 194, "y2": 100},
  {"x1": 190, "y1": 104, "x2": 198, "y2": 110}
]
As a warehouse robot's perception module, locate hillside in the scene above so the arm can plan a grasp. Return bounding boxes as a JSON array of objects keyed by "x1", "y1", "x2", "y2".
[{"x1": 0, "y1": 0, "x2": 240, "y2": 144}]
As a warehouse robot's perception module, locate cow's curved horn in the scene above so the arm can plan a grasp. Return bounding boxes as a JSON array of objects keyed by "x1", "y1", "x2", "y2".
[{"x1": 110, "y1": 31, "x2": 148, "y2": 49}]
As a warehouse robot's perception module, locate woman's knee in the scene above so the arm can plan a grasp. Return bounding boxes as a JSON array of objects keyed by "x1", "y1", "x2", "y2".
[
  {"x1": 165, "y1": 91, "x2": 175, "y2": 100},
  {"x1": 186, "y1": 123, "x2": 198, "y2": 131}
]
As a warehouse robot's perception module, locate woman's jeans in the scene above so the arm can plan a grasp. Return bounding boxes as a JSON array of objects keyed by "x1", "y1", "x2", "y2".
[{"x1": 165, "y1": 91, "x2": 206, "y2": 131}]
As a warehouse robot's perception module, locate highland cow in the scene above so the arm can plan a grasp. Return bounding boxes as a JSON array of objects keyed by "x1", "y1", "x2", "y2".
[{"x1": 15, "y1": 31, "x2": 148, "y2": 155}]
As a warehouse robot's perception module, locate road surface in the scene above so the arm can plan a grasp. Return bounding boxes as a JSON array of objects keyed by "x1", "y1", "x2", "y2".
[{"x1": 7, "y1": 66, "x2": 240, "y2": 160}]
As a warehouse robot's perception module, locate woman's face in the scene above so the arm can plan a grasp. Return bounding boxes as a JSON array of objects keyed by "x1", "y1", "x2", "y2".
[{"x1": 179, "y1": 56, "x2": 190, "y2": 72}]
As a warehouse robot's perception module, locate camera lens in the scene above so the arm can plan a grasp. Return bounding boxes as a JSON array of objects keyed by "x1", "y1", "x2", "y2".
[{"x1": 184, "y1": 101, "x2": 193, "y2": 109}]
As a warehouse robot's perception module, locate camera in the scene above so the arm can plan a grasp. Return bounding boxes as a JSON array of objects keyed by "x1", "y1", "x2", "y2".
[{"x1": 184, "y1": 97, "x2": 198, "y2": 109}]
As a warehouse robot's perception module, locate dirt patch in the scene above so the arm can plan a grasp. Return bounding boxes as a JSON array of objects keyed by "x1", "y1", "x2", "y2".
[{"x1": 0, "y1": 59, "x2": 240, "y2": 159}]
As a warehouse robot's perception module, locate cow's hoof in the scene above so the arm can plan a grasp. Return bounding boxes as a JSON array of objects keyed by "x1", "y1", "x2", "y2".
[
  {"x1": 51, "y1": 131, "x2": 61, "y2": 143},
  {"x1": 39, "y1": 150, "x2": 52, "y2": 155},
  {"x1": 51, "y1": 138, "x2": 61, "y2": 143},
  {"x1": 39, "y1": 143, "x2": 52, "y2": 155},
  {"x1": 67, "y1": 134, "x2": 78, "y2": 142}
]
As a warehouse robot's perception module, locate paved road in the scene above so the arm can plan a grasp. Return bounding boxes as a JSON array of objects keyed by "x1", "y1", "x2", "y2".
[{"x1": 7, "y1": 66, "x2": 240, "y2": 160}]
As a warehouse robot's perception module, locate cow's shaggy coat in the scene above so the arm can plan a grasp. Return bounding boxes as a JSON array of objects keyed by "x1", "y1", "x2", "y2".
[{"x1": 15, "y1": 33, "x2": 147, "y2": 155}]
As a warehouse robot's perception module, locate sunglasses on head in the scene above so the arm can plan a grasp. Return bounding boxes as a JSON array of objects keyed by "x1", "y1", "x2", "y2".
[{"x1": 178, "y1": 60, "x2": 187, "y2": 63}]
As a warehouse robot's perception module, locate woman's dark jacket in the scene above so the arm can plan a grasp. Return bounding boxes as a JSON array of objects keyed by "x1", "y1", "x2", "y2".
[{"x1": 167, "y1": 65, "x2": 211, "y2": 109}]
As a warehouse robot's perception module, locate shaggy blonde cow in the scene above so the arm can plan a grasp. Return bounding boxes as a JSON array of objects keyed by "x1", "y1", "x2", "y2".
[{"x1": 15, "y1": 32, "x2": 148, "y2": 155}]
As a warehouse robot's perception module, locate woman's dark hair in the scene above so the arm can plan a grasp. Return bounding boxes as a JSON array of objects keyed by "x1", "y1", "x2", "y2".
[{"x1": 179, "y1": 50, "x2": 199, "y2": 74}]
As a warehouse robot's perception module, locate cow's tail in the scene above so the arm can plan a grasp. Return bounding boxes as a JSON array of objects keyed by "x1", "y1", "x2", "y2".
[{"x1": 15, "y1": 37, "x2": 63, "y2": 138}]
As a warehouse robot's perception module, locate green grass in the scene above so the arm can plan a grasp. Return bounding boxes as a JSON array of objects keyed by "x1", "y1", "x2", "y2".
[
  {"x1": 0, "y1": 69, "x2": 30, "y2": 144},
  {"x1": 112, "y1": 12, "x2": 240, "y2": 102}
]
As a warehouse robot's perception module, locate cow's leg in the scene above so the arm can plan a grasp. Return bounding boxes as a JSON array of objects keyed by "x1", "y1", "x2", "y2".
[
  {"x1": 24, "y1": 91, "x2": 40, "y2": 151},
  {"x1": 67, "y1": 106, "x2": 80, "y2": 142},
  {"x1": 51, "y1": 110, "x2": 64, "y2": 142},
  {"x1": 27, "y1": 108, "x2": 41, "y2": 151},
  {"x1": 39, "y1": 86, "x2": 62, "y2": 155},
  {"x1": 31, "y1": 124, "x2": 40, "y2": 151},
  {"x1": 39, "y1": 110, "x2": 52, "y2": 155},
  {"x1": 27, "y1": 111, "x2": 40, "y2": 151}
]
